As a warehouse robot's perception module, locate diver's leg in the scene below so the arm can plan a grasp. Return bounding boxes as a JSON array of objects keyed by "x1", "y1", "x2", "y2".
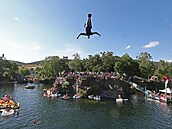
[
  {"x1": 77, "y1": 33, "x2": 86, "y2": 39},
  {"x1": 91, "y1": 32, "x2": 101, "y2": 36}
]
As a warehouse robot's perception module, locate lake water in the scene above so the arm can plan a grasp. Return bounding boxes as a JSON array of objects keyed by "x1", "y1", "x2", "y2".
[{"x1": 0, "y1": 84, "x2": 172, "y2": 129}]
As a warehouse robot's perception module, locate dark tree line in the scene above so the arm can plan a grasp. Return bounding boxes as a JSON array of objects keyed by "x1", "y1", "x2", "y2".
[
  {"x1": 0, "y1": 56, "x2": 19, "y2": 81},
  {"x1": 39, "y1": 51, "x2": 172, "y2": 81},
  {"x1": 0, "y1": 52, "x2": 172, "y2": 81}
]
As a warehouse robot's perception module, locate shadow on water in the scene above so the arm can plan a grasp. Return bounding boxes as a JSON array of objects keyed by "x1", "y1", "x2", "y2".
[{"x1": 0, "y1": 84, "x2": 172, "y2": 129}]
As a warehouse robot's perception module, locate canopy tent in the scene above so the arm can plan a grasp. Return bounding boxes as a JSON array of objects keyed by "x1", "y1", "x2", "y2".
[{"x1": 159, "y1": 88, "x2": 172, "y2": 94}]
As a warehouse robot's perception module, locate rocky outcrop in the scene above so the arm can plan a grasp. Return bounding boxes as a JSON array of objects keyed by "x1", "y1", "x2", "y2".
[
  {"x1": 53, "y1": 76, "x2": 135, "y2": 99},
  {"x1": 79, "y1": 77, "x2": 134, "y2": 99}
]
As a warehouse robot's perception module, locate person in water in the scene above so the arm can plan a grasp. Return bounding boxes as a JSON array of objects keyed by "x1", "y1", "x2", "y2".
[{"x1": 77, "y1": 13, "x2": 101, "y2": 39}]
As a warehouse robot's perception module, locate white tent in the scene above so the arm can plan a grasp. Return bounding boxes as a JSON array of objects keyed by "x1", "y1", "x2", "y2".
[{"x1": 159, "y1": 88, "x2": 172, "y2": 94}]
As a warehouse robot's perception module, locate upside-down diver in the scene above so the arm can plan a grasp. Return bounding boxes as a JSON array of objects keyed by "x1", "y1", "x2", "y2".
[{"x1": 77, "y1": 13, "x2": 101, "y2": 39}]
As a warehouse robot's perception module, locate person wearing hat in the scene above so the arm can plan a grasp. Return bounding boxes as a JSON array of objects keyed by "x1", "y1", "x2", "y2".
[{"x1": 77, "y1": 13, "x2": 101, "y2": 39}]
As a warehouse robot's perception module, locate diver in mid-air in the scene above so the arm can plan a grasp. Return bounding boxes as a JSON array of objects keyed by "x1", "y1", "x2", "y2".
[{"x1": 77, "y1": 13, "x2": 101, "y2": 39}]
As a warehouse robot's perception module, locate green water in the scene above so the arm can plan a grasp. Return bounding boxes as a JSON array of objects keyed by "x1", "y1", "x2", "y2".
[{"x1": 0, "y1": 84, "x2": 172, "y2": 129}]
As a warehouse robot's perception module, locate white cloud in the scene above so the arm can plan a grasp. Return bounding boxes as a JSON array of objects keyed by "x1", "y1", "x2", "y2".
[
  {"x1": 125, "y1": 45, "x2": 131, "y2": 49},
  {"x1": 159, "y1": 59, "x2": 172, "y2": 63},
  {"x1": 142, "y1": 41, "x2": 160, "y2": 48},
  {"x1": 14, "y1": 17, "x2": 19, "y2": 21},
  {"x1": 49, "y1": 42, "x2": 88, "y2": 59},
  {"x1": 0, "y1": 40, "x2": 24, "y2": 50},
  {"x1": 165, "y1": 60, "x2": 172, "y2": 62},
  {"x1": 31, "y1": 42, "x2": 41, "y2": 50},
  {"x1": 0, "y1": 40, "x2": 89, "y2": 63},
  {"x1": 0, "y1": 40, "x2": 44, "y2": 63}
]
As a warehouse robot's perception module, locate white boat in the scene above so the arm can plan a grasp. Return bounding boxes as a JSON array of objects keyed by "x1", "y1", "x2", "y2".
[
  {"x1": 94, "y1": 96, "x2": 101, "y2": 101},
  {"x1": 57, "y1": 93, "x2": 61, "y2": 97},
  {"x1": 51, "y1": 93, "x2": 61, "y2": 97},
  {"x1": 145, "y1": 80, "x2": 170, "y2": 103},
  {"x1": 1, "y1": 109, "x2": 15, "y2": 117},
  {"x1": 25, "y1": 83, "x2": 35, "y2": 89},
  {"x1": 116, "y1": 98, "x2": 123, "y2": 103},
  {"x1": 61, "y1": 95, "x2": 70, "y2": 100},
  {"x1": 88, "y1": 95, "x2": 101, "y2": 101},
  {"x1": 73, "y1": 94, "x2": 82, "y2": 99},
  {"x1": 51, "y1": 93, "x2": 57, "y2": 97},
  {"x1": 88, "y1": 95, "x2": 94, "y2": 100},
  {"x1": 43, "y1": 89, "x2": 61, "y2": 97}
]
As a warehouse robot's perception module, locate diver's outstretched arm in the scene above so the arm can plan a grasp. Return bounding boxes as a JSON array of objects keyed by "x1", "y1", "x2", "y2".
[
  {"x1": 77, "y1": 33, "x2": 86, "y2": 39},
  {"x1": 91, "y1": 32, "x2": 101, "y2": 37}
]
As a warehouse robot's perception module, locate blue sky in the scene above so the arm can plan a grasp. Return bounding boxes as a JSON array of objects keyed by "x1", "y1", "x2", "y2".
[{"x1": 0, "y1": 0, "x2": 172, "y2": 63}]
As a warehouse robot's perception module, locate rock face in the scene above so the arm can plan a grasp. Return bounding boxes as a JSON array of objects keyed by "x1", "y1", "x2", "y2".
[
  {"x1": 79, "y1": 77, "x2": 134, "y2": 99},
  {"x1": 54, "y1": 76, "x2": 135, "y2": 99},
  {"x1": 101, "y1": 90, "x2": 117, "y2": 99}
]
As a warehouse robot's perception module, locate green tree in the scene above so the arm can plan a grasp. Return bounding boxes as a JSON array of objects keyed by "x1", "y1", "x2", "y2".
[
  {"x1": 100, "y1": 51, "x2": 115, "y2": 72},
  {"x1": 8, "y1": 61, "x2": 19, "y2": 80},
  {"x1": 136, "y1": 52, "x2": 155, "y2": 78},
  {"x1": 156, "y1": 60, "x2": 172, "y2": 79},
  {"x1": 41, "y1": 56, "x2": 70, "y2": 77},
  {"x1": 42, "y1": 56, "x2": 61, "y2": 77},
  {"x1": 18, "y1": 67, "x2": 31, "y2": 76},
  {"x1": 59, "y1": 56, "x2": 70, "y2": 73},
  {"x1": 84, "y1": 54, "x2": 102, "y2": 72},
  {"x1": 69, "y1": 53, "x2": 83, "y2": 72},
  {"x1": 0, "y1": 56, "x2": 19, "y2": 81},
  {"x1": 114, "y1": 53, "x2": 140, "y2": 77}
]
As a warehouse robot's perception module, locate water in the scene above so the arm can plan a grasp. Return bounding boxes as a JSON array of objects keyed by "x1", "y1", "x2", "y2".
[{"x1": 0, "y1": 84, "x2": 172, "y2": 129}]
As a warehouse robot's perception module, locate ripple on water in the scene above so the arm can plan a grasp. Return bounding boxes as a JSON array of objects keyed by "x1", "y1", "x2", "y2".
[{"x1": 1, "y1": 84, "x2": 172, "y2": 129}]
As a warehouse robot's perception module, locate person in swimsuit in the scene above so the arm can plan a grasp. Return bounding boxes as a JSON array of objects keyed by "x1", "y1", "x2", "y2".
[{"x1": 77, "y1": 13, "x2": 101, "y2": 39}]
